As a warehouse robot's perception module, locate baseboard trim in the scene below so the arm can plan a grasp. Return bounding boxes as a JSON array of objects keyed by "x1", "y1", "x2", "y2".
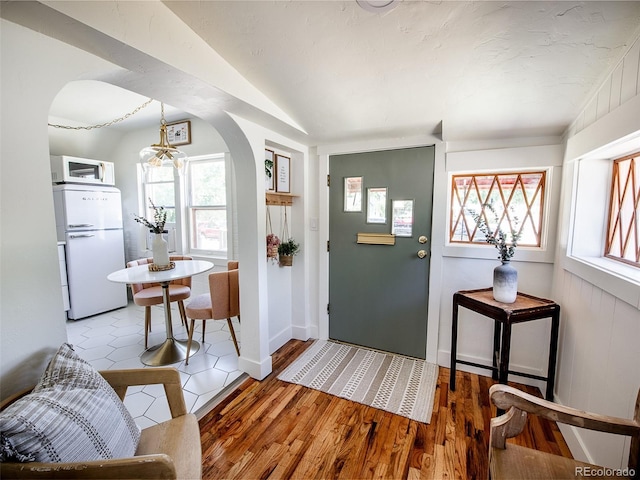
[
  {"x1": 438, "y1": 349, "x2": 547, "y2": 392},
  {"x1": 238, "y1": 354, "x2": 272, "y2": 380}
]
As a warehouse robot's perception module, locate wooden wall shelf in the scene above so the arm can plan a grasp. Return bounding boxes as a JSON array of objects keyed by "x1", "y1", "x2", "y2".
[{"x1": 266, "y1": 192, "x2": 297, "y2": 206}]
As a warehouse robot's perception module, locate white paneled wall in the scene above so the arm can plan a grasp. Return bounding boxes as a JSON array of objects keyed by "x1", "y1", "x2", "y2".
[
  {"x1": 555, "y1": 269, "x2": 640, "y2": 469},
  {"x1": 569, "y1": 35, "x2": 640, "y2": 138},
  {"x1": 554, "y1": 30, "x2": 640, "y2": 469}
]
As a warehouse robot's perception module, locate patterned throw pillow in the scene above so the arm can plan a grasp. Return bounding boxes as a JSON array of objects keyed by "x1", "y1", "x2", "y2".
[{"x1": 0, "y1": 343, "x2": 140, "y2": 463}]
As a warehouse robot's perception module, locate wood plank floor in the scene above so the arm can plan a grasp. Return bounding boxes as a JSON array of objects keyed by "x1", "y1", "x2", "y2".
[{"x1": 199, "y1": 339, "x2": 572, "y2": 479}]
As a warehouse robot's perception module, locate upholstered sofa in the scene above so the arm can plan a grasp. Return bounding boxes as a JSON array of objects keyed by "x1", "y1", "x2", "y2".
[{"x1": 0, "y1": 344, "x2": 201, "y2": 479}]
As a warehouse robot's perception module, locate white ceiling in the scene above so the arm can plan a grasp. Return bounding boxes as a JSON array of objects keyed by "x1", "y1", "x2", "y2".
[{"x1": 48, "y1": 1, "x2": 640, "y2": 144}]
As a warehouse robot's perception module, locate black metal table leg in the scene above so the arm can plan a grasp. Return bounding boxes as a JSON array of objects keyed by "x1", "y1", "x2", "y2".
[
  {"x1": 450, "y1": 294, "x2": 460, "y2": 391},
  {"x1": 546, "y1": 308, "x2": 560, "y2": 400}
]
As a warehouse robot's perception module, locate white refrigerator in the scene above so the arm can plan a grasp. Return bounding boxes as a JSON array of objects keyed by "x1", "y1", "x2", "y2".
[{"x1": 53, "y1": 184, "x2": 128, "y2": 320}]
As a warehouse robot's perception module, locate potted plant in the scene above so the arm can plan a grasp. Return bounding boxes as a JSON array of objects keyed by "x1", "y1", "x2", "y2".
[
  {"x1": 278, "y1": 238, "x2": 300, "y2": 267},
  {"x1": 471, "y1": 203, "x2": 521, "y2": 303}
]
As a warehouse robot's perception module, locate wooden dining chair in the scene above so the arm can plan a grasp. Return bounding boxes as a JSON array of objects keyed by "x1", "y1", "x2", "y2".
[
  {"x1": 489, "y1": 384, "x2": 640, "y2": 479},
  {"x1": 126, "y1": 255, "x2": 192, "y2": 348},
  {"x1": 184, "y1": 269, "x2": 240, "y2": 365}
]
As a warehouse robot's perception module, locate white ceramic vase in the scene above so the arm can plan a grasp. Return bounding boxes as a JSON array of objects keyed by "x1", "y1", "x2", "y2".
[
  {"x1": 152, "y1": 232, "x2": 170, "y2": 266},
  {"x1": 493, "y1": 261, "x2": 518, "y2": 303}
]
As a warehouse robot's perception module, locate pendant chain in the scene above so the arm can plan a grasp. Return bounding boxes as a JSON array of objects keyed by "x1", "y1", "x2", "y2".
[{"x1": 48, "y1": 98, "x2": 154, "y2": 130}]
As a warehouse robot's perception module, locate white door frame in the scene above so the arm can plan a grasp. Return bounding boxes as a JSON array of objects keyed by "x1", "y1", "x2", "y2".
[{"x1": 317, "y1": 135, "x2": 446, "y2": 364}]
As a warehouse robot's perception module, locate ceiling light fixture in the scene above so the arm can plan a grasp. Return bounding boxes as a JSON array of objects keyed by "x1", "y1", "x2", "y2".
[
  {"x1": 356, "y1": 0, "x2": 399, "y2": 14},
  {"x1": 139, "y1": 102, "x2": 187, "y2": 176}
]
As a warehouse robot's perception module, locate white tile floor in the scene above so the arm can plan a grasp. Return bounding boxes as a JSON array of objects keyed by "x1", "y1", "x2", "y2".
[{"x1": 66, "y1": 301, "x2": 244, "y2": 429}]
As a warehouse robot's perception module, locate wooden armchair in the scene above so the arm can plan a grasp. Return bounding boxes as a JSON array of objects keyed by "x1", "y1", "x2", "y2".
[
  {"x1": 0, "y1": 368, "x2": 201, "y2": 479},
  {"x1": 489, "y1": 384, "x2": 640, "y2": 480}
]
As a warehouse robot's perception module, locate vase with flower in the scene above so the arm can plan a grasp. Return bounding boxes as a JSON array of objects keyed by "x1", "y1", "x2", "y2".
[
  {"x1": 134, "y1": 198, "x2": 170, "y2": 267},
  {"x1": 472, "y1": 204, "x2": 521, "y2": 303}
]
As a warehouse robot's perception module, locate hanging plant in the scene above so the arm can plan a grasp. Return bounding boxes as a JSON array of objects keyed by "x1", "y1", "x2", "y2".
[
  {"x1": 267, "y1": 233, "x2": 280, "y2": 262},
  {"x1": 278, "y1": 238, "x2": 300, "y2": 267}
]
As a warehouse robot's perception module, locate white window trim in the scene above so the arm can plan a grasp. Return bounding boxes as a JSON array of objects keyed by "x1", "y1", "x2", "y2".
[
  {"x1": 561, "y1": 93, "x2": 640, "y2": 308},
  {"x1": 443, "y1": 144, "x2": 563, "y2": 264},
  {"x1": 564, "y1": 142, "x2": 640, "y2": 308},
  {"x1": 185, "y1": 153, "x2": 231, "y2": 260},
  {"x1": 137, "y1": 164, "x2": 182, "y2": 253}
]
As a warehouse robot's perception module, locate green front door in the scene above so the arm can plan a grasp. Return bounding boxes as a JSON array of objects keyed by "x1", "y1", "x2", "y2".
[{"x1": 329, "y1": 146, "x2": 435, "y2": 359}]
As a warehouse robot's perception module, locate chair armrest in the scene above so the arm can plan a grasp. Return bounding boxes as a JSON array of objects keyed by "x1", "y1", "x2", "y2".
[
  {"x1": 99, "y1": 368, "x2": 187, "y2": 418},
  {"x1": 490, "y1": 384, "x2": 640, "y2": 436},
  {"x1": 489, "y1": 400, "x2": 529, "y2": 449},
  {"x1": 0, "y1": 454, "x2": 176, "y2": 479}
]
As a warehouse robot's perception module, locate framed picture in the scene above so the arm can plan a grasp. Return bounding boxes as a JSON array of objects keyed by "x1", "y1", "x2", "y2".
[
  {"x1": 276, "y1": 154, "x2": 291, "y2": 193},
  {"x1": 166, "y1": 120, "x2": 191, "y2": 146},
  {"x1": 366, "y1": 187, "x2": 387, "y2": 224},
  {"x1": 265, "y1": 149, "x2": 275, "y2": 191},
  {"x1": 344, "y1": 176, "x2": 363, "y2": 212},
  {"x1": 391, "y1": 199, "x2": 414, "y2": 237}
]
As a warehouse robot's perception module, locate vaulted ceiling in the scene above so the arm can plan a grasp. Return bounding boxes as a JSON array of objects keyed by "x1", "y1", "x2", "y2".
[{"x1": 45, "y1": 1, "x2": 640, "y2": 144}]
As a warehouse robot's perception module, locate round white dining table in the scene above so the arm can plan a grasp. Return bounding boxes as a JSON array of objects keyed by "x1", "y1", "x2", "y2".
[{"x1": 107, "y1": 260, "x2": 213, "y2": 366}]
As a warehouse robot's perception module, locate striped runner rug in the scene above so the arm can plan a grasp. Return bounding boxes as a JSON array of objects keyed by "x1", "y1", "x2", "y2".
[{"x1": 277, "y1": 340, "x2": 438, "y2": 423}]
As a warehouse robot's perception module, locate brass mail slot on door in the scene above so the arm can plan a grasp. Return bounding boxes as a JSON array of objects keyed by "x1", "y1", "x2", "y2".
[{"x1": 356, "y1": 233, "x2": 396, "y2": 245}]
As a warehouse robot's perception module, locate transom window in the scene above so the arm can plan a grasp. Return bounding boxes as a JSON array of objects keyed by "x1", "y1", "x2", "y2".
[
  {"x1": 450, "y1": 171, "x2": 546, "y2": 247},
  {"x1": 605, "y1": 152, "x2": 639, "y2": 267}
]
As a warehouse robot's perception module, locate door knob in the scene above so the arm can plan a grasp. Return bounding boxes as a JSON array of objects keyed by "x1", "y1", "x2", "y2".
[
  {"x1": 417, "y1": 250, "x2": 427, "y2": 259},
  {"x1": 418, "y1": 235, "x2": 428, "y2": 244}
]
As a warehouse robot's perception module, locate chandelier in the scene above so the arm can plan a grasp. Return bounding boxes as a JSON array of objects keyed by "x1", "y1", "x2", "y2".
[{"x1": 139, "y1": 102, "x2": 187, "y2": 176}]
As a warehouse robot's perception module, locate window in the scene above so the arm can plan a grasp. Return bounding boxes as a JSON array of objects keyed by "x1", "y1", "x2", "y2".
[
  {"x1": 142, "y1": 166, "x2": 176, "y2": 223},
  {"x1": 188, "y1": 154, "x2": 227, "y2": 255},
  {"x1": 449, "y1": 171, "x2": 546, "y2": 247},
  {"x1": 605, "y1": 152, "x2": 639, "y2": 267}
]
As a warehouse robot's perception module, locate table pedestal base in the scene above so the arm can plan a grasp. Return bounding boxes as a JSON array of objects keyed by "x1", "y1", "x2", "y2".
[{"x1": 141, "y1": 338, "x2": 200, "y2": 366}]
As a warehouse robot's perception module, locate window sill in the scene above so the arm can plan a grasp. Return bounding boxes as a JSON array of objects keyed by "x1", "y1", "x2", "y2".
[
  {"x1": 187, "y1": 253, "x2": 229, "y2": 267},
  {"x1": 563, "y1": 255, "x2": 640, "y2": 308},
  {"x1": 442, "y1": 243, "x2": 554, "y2": 264}
]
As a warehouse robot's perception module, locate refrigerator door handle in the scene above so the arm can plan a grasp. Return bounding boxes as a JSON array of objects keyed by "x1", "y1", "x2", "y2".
[
  {"x1": 68, "y1": 224, "x2": 94, "y2": 228},
  {"x1": 69, "y1": 234, "x2": 96, "y2": 239}
]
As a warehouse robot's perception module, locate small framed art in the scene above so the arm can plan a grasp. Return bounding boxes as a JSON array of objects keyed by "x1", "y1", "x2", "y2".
[
  {"x1": 344, "y1": 176, "x2": 363, "y2": 212},
  {"x1": 366, "y1": 187, "x2": 387, "y2": 224},
  {"x1": 276, "y1": 154, "x2": 291, "y2": 193},
  {"x1": 166, "y1": 120, "x2": 191, "y2": 146},
  {"x1": 391, "y1": 199, "x2": 414, "y2": 237},
  {"x1": 265, "y1": 149, "x2": 275, "y2": 191}
]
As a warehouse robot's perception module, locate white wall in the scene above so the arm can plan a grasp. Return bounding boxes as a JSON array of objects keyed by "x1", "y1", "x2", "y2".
[
  {"x1": 317, "y1": 135, "x2": 447, "y2": 364},
  {"x1": 437, "y1": 143, "x2": 564, "y2": 388},
  {"x1": 0, "y1": 11, "x2": 313, "y2": 395},
  {"x1": 109, "y1": 116, "x2": 230, "y2": 263},
  {"x1": 0, "y1": 20, "x2": 122, "y2": 397},
  {"x1": 317, "y1": 136, "x2": 565, "y2": 387},
  {"x1": 49, "y1": 104, "x2": 232, "y2": 295},
  {"x1": 552, "y1": 33, "x2": 640, "y2": 469}
]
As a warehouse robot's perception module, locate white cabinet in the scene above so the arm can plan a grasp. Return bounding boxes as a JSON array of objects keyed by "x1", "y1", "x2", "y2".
[{"x1": 57, "y1": 243, "x2": 70, "y2": 312}]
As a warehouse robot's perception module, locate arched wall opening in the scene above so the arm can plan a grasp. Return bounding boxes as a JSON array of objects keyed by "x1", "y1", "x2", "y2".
[
  {"x1": 0, "y1": 17, "x2": 285, "y2": 393},
  {"x1": 2, "y1": 3, "x2": 314, "y2": 399}
]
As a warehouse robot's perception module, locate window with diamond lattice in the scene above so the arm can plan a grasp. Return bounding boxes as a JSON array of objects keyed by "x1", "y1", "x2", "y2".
[
  {"x1": 605, "y1": 152, "x2": 639, "y2": 267},
  {"x1": 450, "y1": 171, "x2": 546, "y2": 247}
]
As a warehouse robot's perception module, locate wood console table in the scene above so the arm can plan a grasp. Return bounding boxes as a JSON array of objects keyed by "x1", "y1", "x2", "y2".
[{"x1": 450, "y1": 288, "x2": 560, "y2": 400}]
